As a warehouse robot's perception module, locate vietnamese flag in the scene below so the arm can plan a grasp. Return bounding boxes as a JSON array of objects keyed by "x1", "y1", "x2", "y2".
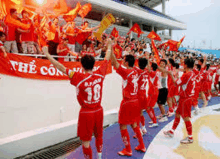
[
  {"x1": 127, "y1": 23, "x2": 144, "y2": 38},
  {"x1": 177, "y1": 36, "x2": 185, "y2": 49},
  {"x1": 113, "y1": 44, "x2": 123, "y2": 59},
  {"x1": 147, "y1": 31, "x2": 161, "y2": 41},
  {"x1": 111, "y1": 27, "x2": 119, "y2": 38},
  {"x1": 78, "y1": 3, "x2": 92, "y2": 19},
  {"x1": 63, "y1": 2, "x2": 81, "y2": 22},
  {"x1": 151, "y1": 40, "x2": 160, "y2": 64},
  {"x1": 167, "y1": 40, "x2": 178, "y2": 51}
]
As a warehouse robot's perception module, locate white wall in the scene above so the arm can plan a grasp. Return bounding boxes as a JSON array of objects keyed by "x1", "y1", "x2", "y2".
[
  {"x1": 0, "y1": 70, "x2": 123, "y2": 158},
  {"x1": 0, "y1": 70, "x2": 122, "y2": 138}
]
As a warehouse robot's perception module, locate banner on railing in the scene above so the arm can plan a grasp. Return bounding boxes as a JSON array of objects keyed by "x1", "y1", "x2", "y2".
[{"x1": 0, "y1": 53, "x2": 112, "y2": 80}]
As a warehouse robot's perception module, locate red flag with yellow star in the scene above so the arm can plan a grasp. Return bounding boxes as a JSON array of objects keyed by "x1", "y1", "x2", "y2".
[
  {"x1": 147, "y1": 31, "x2": 161, "y2": 41},
  {"x1": 151, "y1": 40, "x2": 160, "y2": 64},
  {"x1": 127, "y1": 23, "x2": 144, "y2": 38},
  {"x1": 111, "y1": 27, "x2": 119, "y2": 38}
]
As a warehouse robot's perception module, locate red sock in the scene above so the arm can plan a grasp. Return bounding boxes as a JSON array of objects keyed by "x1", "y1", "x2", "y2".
[
  {"x1": 120, "y1": 129, "x2": 131, "y2": 152},
  {"x1": 82, "y1": 145, "x2": 92, "y2": 159},
  {"x1": 140, "y1": 115, "x2": 145, "y2": 127},
  {"x1": 133, "y1": 126, "x2": 145, "y2": 148},
  {"x1": 147, "y1": 108, "x2": 157, "y2": 123},
  {"x1": 172, "y1": 117, "x2": 180, "y2": 131},
  {"x1": 185, "y1": 120, "x2": 192, "y2": 136},
  {"x1": 172, "y1": 98, "x2": 177, "y2": 109},
  {"x1": 169, "y1": 106, "x2": 174, "y2": 113},
  {"x1": 95, "y1": 137, "x2": 103, "y2": 153}
]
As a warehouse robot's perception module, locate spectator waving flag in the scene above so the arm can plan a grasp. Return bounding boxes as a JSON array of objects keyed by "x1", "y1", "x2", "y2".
[
  {"x1": 111, "y1": 27, "x2": 119, "y2": 38},
  {"x1": 78, "y1": 3, "x2": 92, "y2": 19},
  {"x1": 147, "y1": 31, "x2": 161, "y2": 41},
  {"x1": 127, "y1": 23, "x2": 144, "y2": 38},
  {"x1": 151, "y1": 40, "x2": 160, "y2": 64}
]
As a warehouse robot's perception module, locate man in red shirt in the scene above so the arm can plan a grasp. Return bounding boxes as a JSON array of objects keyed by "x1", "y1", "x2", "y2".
[
  {"x1": 111, "y1": 54, "x2": 146, "y2": 156},
  {"x1": 4, "y1": 9, "x2": 19, "y2": 53},
  {"x1": 43, "y1": 39, "x2": 112, "y2": 159},
  {"x1": 164, "y1": 58, "x2": 196, "y2": 144},
  {"x1": 57, "y1": 38, "x2": 77, "y2": 62},
  {"x1": 65, "y1": 22, "x2": 79, "y2": 61},
  {"x1": 0, "y1": 31, "x2": 7, "y2": 57},
  {"x1": 19, "y1": 10, "x2": 36, "y2": 54},
  {"x1": 134, "y1": 58, "x2": 149, "y2": 135},
  {"x1": 147, "y1": 63, "x2": 159, "y2": 127}
]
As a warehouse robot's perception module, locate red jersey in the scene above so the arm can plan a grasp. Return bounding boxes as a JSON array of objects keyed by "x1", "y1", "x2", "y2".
[
  {"x1": 134, "y1": 67, "x2": 149, "y2": 98},
  {"x1": 177, "y1": 71, "x2": 196, "y2": 98},
  {"x1": 148, "y1": 71, "x2": 159, "y2": 94},
  {"x1": 116, "y1": 65, "x2": 138, "y2": 100},
  {"x1": 21, "y1": 19, "x2": 34, "y2": 42},
  {"x1": 57, "y1": 44, "x2": 70, "y2": 62},
  {"x1": 66, "y1": 27, "x2": 79, "y2": 44},
  {"x1": 66, "y1": 60, "x2": 109, "y2": 109},
  {"x1": 4, "y1": 22, "x2": 17, "y2": 41}
]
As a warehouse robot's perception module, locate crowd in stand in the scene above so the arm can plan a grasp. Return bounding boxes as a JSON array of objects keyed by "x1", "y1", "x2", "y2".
[{"x1": 0, "y1": 8, "x2": 219, "y2": 65}]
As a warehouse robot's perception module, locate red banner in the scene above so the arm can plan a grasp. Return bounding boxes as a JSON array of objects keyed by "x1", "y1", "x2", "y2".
[{"x1": 0, "y1": 53, "x2": 112, "y2": 80}]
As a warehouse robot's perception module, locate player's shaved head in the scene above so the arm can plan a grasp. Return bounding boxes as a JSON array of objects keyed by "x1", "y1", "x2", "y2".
[
  {"x1": 151, "y1": 63, "x2": 158, "y2": 71},
  {"x1": 124, "y1": 55, "x2": 135, "y2": 67},
  {"x1": 184, "y1": 58, "x2": 195, "y2": 69},
  {"x1": 138, "y1": 58, "x2": 148, "y2": 70},
  {"x1": 81, "y1": 55, "x2": 95, "y2": 71}
]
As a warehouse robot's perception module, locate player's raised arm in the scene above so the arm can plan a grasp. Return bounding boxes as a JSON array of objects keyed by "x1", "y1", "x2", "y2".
[
  {"x1": 104, "y1": 38, "x2": 113, "y2": 61},
  {"x1": 43, "y1": 47, "x2": 67, "y2": 75},
  {"x1": 110, "y1": 42, "x2": 120, "y2": 69}
]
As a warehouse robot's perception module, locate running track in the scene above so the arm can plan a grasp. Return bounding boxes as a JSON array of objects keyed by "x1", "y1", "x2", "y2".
[{"x1": 63, "y1": 97, "x2": 220, "y2": 159}]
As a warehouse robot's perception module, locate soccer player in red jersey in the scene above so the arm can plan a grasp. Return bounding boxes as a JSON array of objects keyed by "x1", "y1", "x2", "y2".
[
  {"x1": 111, "y1": 53, "x2": 146, "y2": 156},
  {"x1": 134, "y1": 57, "x2": 149, "y2": 135},
  {"x1": 147, "y1": 63, "x2": 159, "y2": 127},
  {"x1": 164, "y1": 58, "x2": 196, "y2": 144},
  {"x1": 43, "y1": 39, "x2": 112, "y2": 159},
  {"x1": 197, "y1": 58, "x2": 208, "y2": 107},
  {"x1": 192, "y1": 64, "x2": 203, "y2": 115}
]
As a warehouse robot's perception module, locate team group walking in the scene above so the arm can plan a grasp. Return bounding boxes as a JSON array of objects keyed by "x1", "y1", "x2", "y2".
[{"x1": 43, "y1": 37, "x2": 218, "y2": 159}]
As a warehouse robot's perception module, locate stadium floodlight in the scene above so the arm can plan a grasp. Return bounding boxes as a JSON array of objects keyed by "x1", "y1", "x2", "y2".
[{"x1": 36, "y1": 0, "x2": 44, "y2": 5}]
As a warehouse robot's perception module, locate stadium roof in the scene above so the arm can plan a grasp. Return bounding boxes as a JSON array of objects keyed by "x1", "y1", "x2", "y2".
[{"x1": 131, "y1": 0, "x2": 169, "y2": 8}]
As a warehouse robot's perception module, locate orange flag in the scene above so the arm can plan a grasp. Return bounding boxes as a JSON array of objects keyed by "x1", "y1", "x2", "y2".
[
  {"x1": 113, "y1": 44, "x2": 123, "y2": 59},
  {"x1": 4, "y1": 15, "x2": 30, "y2": 30},
  {"x1": 78, "y1": 3, "x2": 92, "y2": 19},
  {"x1": 151, "y1": 40, "x2": 160, "y2": 64},
  {"x1": 111, "y1": 27, "x2": 119, "y2": 38},
  {"x1": 53, "y1": 0, "x2": 70, "y2": 15},
  {"x1": 63, "y1": 2, "x2": 81, "y2": 22},
  {"x1": 127, "y1": 23, "x2": 144, "y2": 38},
  {"x1": 147, "y1": 31, "x2": 161, "y2": 41}
]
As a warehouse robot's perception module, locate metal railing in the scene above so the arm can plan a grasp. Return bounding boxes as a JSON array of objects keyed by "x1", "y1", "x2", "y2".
[{"x1": 12, "y1": 53, "x2": 105, "y2": 61}]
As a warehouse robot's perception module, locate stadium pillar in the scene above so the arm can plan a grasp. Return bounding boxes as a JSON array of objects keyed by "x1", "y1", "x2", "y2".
[
  {"x1": 169, "y1": 29, "x2": 172, "y2": 38},
  {"x1": 129, "y1": 19, "x2": 133, "y2": 39},
  {"x1": 152, "y1": 25, "x2": 155, "y2": 31},
  {"x1": 162, "y1": 0, "x2": 165, "y2": 14},
  {"x1": 162, "y1": 0, "x2": 165, "y2": 36}
]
